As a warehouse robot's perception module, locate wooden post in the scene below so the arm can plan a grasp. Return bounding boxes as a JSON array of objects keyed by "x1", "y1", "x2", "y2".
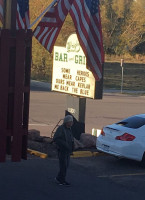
[
  {"x1": 4, "y1": 0, "x2": 17, "y2": 34},
  {"x1": 3, "y1": 0, "x2": 11, "y2": 28},
  {"x1": 0, "y1": 30, "x2": 10, "y2": 162},
  {"x1": 0, "y1": 1, "x2": 32, "y2": 162}
]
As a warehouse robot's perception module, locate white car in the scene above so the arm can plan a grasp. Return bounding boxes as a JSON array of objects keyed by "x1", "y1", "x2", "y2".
[{"x1": 96, "y1": 114, "x2": 145, "y2": 164}]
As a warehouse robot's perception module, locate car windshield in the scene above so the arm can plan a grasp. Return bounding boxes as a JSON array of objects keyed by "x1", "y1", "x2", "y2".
[{"x1": 116, "y1": 116, "x2": 145, "y2": 129}]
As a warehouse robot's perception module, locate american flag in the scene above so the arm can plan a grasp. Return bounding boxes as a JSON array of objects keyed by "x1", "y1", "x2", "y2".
[
  {"x1": 16, "y1": 0, "x2": 30, "y2": 29},
  {"x1": 0, "y1": 0, "x2": 3, "y2": 24},
  {"x1": 34, "y1": 0, "x2": 74, "y2": 53},
  {"x1": 70, "y1": 0, "x2": 104, "y2": 80}
]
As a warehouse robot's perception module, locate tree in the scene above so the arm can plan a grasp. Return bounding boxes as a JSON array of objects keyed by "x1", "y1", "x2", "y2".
[
  {"x1": 100, "y1": 0, "x2": 145, "y2": 55},
  {"x1": 120, "y1": 0, "x2": 145, "y2": 53},
  {"x1": 100, "y1": 0, "x2": 135, "y2": 55}
]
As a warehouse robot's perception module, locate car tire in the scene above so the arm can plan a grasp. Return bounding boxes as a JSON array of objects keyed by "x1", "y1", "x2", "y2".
[{"x1": 141, "y1": 152, "x2": 145, "y2": 167}]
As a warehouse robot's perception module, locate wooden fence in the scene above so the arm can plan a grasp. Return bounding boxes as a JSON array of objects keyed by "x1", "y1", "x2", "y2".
[{"x1": 0, "y1": 29, "x2": 32, "y2": 162}]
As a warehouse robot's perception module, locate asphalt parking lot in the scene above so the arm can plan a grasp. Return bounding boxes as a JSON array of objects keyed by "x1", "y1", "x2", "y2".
[
  {"x1": 1, "y1": 153, "x2": 145, "y2": 200},
  {"x1": 29, "y1": 89, "x2": 145, "y2": 137}
]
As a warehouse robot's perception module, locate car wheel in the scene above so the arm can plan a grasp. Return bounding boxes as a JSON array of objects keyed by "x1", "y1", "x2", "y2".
[{"x1": 141, "y1": 152, "x2": 145, "y2": 167}]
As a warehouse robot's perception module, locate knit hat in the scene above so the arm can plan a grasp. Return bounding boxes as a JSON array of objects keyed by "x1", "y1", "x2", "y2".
[{"x1": 63, "y1": 115, "x2": 73, "y2": 123}]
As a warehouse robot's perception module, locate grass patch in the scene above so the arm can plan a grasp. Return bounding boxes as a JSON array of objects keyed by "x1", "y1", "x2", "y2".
[{"x1": 104, "y1": 62, "x2": 145, "y2": 91}]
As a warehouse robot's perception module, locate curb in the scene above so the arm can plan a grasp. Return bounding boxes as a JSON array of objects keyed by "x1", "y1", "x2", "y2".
[
  {"x1": 27, "y1": 149, "x2": 104, "y2": 159},
  {"x1": 71, "y1": 151, "x2": 93, "y2": 158},
  {"x1": 71, "y1": 151, "x2": 105, "y2": 158},
  {"x1": 27, "y1": 149, "x2": 48, "y2": 159}
]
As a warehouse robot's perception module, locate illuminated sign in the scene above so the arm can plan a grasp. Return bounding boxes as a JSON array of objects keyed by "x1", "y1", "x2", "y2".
[{"x1": 52, "y1": 34, "x2": 95, "y2": 98}]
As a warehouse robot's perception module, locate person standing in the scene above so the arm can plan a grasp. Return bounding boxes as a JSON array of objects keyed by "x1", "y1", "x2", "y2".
[{"x1": 53, "y1": 115, "x2": 74, "y2": 186}]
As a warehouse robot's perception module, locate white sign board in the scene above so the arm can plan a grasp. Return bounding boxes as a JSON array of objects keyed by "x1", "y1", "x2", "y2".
[{"x1": 52, "y1": 34, "x2": 95, "y2": 98}]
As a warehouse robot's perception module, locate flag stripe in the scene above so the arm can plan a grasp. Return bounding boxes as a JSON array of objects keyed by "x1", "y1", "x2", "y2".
[
  {"x1": 46, "y1": 28, "x2": 59, "y2": 52},
  {"x1": 83, "y1": 3, "x2": 102, "y2": 50},
  {"x1": 34, "y1": 26, "x2": 43, "y2": 38},
  {"x1": 98, "y1": 9, "x2": 105, "y2": 63},
  {"x1": 40, "y1": 8, "x2": 57, "y2": 26},
  {"x1": 58, "y1": 0, "x2": 72, "y2": 21},
  {"x1": 41, "y1": 16, "x2": 56, "y2": 24},
  {"x1": 58, "y1": 0, "x2": 66, "y2": 21},
  {"x1": 41, "y1": 28, "x2": 54, "y2": 45},
  {"x1": 17, "y1": 4, "x2": 25, "y2": 29},
  {"x1": 16, "y1": 0, "x2": 30, "y2": 29},
  {"x1": 34, "y1": 0, "x2": 74, "y2": 53},
  {"x1": 71, "y1": 1, "x2": 102, "y2": 69},
  {"x1": 42, "y1": 29, "x2": 53, "y2": 46},
  {"x1": 70, "y1": 5, "x2": 102, "y2": 78},
  {"x1": 70, "y1": 3, "x2": 102, "y2": 78},
  {"x1": 38, "y1": 27, "x2": 49, "y2": 42},
  {"x1": 76, "y1": 2, "x2": 102, "y2": 64},
  {"x1": 70, "y1": 0, "x2": 104, "y2": 80},
  {"x1": 25, "y1": 12, "x2": 30, "y2": 28},
  {"x1": 0, "y1": 0, "x2": 3, "y2": 24}
]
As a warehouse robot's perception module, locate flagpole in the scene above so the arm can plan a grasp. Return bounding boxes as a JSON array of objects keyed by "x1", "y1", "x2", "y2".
[
  {"x1": 29, "y1": 0, "x2": 57, "y2": 29},
  {"x1": 4, "y1": 0, "x2": 17, "y2": 35}
]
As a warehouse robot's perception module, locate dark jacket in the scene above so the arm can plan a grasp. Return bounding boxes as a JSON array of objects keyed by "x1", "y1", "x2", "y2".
[{"x1": 53, "y1": 124, "x2": 74, "y2": 153}]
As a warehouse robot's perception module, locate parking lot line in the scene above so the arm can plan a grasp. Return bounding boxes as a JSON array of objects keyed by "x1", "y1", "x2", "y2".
[
  {"x1": 98, "y1": 172, "x2": 145, "y2": 178},
  {"x1": 29, "y1": 123, "x2": 53, "y2": 126}
]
